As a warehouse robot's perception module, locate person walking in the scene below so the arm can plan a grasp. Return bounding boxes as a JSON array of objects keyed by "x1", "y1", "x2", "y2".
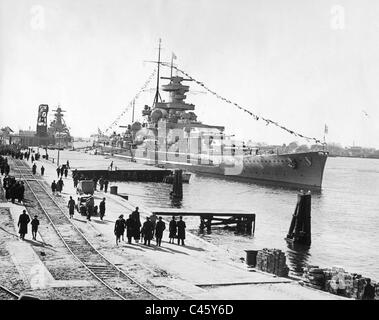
[
  {"x1": 32, "y1": 163, "x2": 37, "y2": 175},
  {"x1": 110, "y1": 161, "x2": 113, "y2": 171},
  {"x1": 60, "y1": 166, "x2": 64, "y2": 177},
  {"x1": 169, "y1": 216, "x2": 177, "y2": 244},
  {"x1": 66, "y1": 160, "x2": 70, "y2": 169},
  {"x1": 177, "y1": 216, "x2": 186, "y2": 246},
  {"x1": 57, "y1": 178, "x2": 64, "y2": 194},
  {"x1": 68, "y1": 196, "x2": 76, "y2": 219},
  {"x1": 40, "y1": 165, "x2": 45, "y2": 176},
  {"x1": 99, "y1": 198, "x2": 106, "y2": 221},
  {"x1": 104, "y1": 179, "x2": 109, "y2": 193},
  {"x1": 64, "y1": 167, "x2": 68, "y2": 178},
  {"x1": 56, "y1": 166, "x2": 60, "y2": 178},
  {"x1": 31, "y1": 215, "x2": 40, "y2": 240},
  {"x1": 31, "y1": 155, "x2": 34, "y2": 162},
  {"x1": 114, "y1": 215, "x2": 125, "y2": 245},
  {"x1": 125, "y1": 214, "x2": 134, "y2": 244},
  {"x1": 141, "y1": 217, "x2": 154, "y2": 246},
  {"x1": 18, "y1": 210, "x2": 30, "y2": 240},
  {"x1": 155, "y1": 217, "x2": 166, "y2": 246},
  {"x1": 51, "y1": 180, "x2": 57, "y2": 195}
]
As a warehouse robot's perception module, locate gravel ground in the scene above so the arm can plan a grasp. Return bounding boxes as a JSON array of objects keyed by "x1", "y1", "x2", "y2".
[{"x1": 0, "y1": 207, "x2": 29, "y2": 299}]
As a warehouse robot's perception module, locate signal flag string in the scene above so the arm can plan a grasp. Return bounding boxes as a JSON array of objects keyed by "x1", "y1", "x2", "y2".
[
  {"x1": 104, "y1": 69, "x2": 157, "y2": 134},
  {"x1": 162, "y1": 63, "x2": 323, "y2": 144}
]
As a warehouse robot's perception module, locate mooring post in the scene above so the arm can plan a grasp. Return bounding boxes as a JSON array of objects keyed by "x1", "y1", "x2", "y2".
[{"x1": 286, "y1": 191, "x2": 312, "y2": 245}]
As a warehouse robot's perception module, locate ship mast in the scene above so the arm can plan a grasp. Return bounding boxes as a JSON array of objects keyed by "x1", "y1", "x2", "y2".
[{"x1": 153, "y1": 38, "x2": 162, "y2": 108}]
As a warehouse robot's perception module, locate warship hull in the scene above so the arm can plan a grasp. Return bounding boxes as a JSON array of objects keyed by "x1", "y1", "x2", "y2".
[{"x1": 104, "y1": 146, "x2": 328, "y2": 189}]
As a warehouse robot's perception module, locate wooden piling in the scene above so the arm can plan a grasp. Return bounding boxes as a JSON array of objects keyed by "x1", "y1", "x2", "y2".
[
  {"x1": 286, "y1": 191, "x2": 311, "y2": 245},
  {"x1": 172, "y1": 169, "x2": 183, "y2": 199}
]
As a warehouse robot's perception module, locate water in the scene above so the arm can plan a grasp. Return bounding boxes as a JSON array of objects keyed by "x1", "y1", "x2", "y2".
[{"x1": 113, "y1": 156, "x2": 379, "y2": 279}]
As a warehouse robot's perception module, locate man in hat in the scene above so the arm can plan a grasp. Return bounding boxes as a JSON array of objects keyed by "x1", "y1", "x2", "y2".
[
  {"x1": 155, "y1": 217, "x2": 166, "y2": 246},
  {"x1": 31, "y1": 215, "x2": 40, "y2": 240},
  {"x1": 18, "y1": 210, "x2": 30, "y2": 240},
  {"x1": 177, "y1": 216, "x2": 186, "y2": 246},
  {"x1": 114, "y1": 215, "x2": 126, "y2": 245},
  {"x1": 141, "y1": 217, "x2": 154, "y2": 246},
  {"x1": 68, "y1": 196, "x2": 76, "y2": 219},
  {"x1": 99, "y1": 198, "x2": 106, "y2": 221}
]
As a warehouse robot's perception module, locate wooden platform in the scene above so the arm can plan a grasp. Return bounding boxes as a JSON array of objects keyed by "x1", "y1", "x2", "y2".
[
  {"x1": 74, "y1": 169, "x2": 173, "y2": 182},
  {"x1": 153, "y1": 211, "x2": 256, "y2": 235}
]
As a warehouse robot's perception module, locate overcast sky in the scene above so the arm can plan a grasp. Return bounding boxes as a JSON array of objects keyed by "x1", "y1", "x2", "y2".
[{"x1": 1, "y1": 0, "x2": 379, "y2": 148}]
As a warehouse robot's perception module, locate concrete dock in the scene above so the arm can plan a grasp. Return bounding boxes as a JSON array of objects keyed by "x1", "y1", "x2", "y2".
[{"x1": 0, "y1": 148, "x2": 348, "y2": 299}]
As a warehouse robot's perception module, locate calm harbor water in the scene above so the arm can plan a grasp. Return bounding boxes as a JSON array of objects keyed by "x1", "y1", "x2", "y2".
[
  {"x1": 55, "y1": 146, "x2": 379, "y2": 279},
  {"x1": 113, "y1": 156, "x2": 379, "y2": 279}
]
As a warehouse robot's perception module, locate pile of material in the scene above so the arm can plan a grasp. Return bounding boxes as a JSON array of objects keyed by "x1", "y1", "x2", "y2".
[
  {"x1": 302, "y1": 265, "x2": 379, "y2": 299},
  {"x1": 256, "y1": 249, "x2": 289, "y2": 277}
]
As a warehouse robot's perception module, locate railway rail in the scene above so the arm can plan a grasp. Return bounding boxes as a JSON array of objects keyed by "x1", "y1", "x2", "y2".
[
  {"x1": 0, "y1": 284, "x2": 20, "y2": 300},
  {"x1": 12, "y1": 159, "x2": 160, "y2": 300}
]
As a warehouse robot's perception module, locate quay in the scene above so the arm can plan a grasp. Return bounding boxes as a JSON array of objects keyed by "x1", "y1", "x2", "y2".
[{"x1": 0, "y1": 147, "x2": 347, "y2": 300}]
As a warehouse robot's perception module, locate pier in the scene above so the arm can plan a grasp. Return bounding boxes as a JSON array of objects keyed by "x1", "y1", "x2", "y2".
[{"x1": 153, "y1": 211, "x2": 256, "y2": 235}]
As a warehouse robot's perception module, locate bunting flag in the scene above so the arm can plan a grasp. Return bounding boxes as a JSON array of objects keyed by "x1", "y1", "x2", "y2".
[
  {"x1": 104, "y1": 69, "x2": 157, "y2": 134},
  {"x1": 161, "y1": 62, "x2": 323, "y2": 145}
]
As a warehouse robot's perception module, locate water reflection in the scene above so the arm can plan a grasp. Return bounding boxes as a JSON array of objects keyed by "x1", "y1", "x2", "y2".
[{"x1": 286, "y1": 240, "x2": 311, "y2": 276}]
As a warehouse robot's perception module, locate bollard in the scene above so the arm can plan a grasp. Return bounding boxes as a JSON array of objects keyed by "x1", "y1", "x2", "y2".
[
  {"x1": 286, "y1": 191, "x2": 311, "y2": 245},
  {"x1": 245, "y1": 250, "x2": 258, "y2": 267},
  {"x1": 110, "y1": 186, "x2": 118, "y2": 195}
]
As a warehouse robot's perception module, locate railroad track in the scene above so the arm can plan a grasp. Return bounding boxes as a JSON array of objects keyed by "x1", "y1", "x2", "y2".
[
  {"x1": 0, "y1": 284, "x2": 20, "y2": 300},
  {"x1": 12, "y1": 159, "x2": 160, "y2": 300}
]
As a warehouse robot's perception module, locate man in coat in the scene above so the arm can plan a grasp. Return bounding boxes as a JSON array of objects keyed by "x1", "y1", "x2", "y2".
[
  {"x1": 131, "y1": 207, "x2": 141, "y2": 243},
  {"x1": 68, "y1": 196, "x2": 76, "y2": 219},
  {"x1": 141, "y1": 217, "x2": 154, "y2": 246},
  {"x1": 40, "y1": 165, "x2": 45, "y2": 176},
  {"x1": 155, "y1": 217, "x2": 166, "y2": 246},
  {"x1": 125, "y1": 214, "x2": 134, "y2": 244},
  {"x1": 51, "y1": 180, "x2": 57, "y2": 195},
  {"x1": 177, "y1": 216, "x2": 186, "y2": 246},
  {"x1": 114, "y1": 215, "x2": 126, "y2": 245},
  {"x1": 18, "y1": 210, "x2": 30, "y2": 240},
  {"x1": 57, "y1": 178, "x2": 64, "y2": 194},
  {"x1": 99, "y1": 198, "x2": 106, "y2": 221},
  {"x1": 56, "y1": 166, "x2": 60, "y2": 178},
  {"x1": 169, "y1": 216, "x2": 177, "y2": 244},
  {"x1": 32, "y1": 163, "x2": 37, "y2": 175}
]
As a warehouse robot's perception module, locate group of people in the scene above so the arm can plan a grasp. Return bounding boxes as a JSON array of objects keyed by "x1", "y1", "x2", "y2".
[
  {"x1": 17, "y1": 210, "x2": 40, "y2": 241},
  {"x1": 2, "y1": 176, "x2": 25, "y2": 203},
  {"x1": 56, "y1": 164, "x2": 69, "y2": 179},
  {"x1": 51, "y1": 178, "x2": 64, "y2": 194},
  {"x1": 114, "y1": 208, "x2": 186, "y2": 247},
  {"x1": 0, "y1": 155, "x2": 10, "y2": 176},
  {"x1": 67, "y1": 196, "x2": 106, "y2": 221}
]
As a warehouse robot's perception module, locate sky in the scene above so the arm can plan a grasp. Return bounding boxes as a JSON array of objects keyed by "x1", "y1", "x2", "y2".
[{"x1": 1, "y1": 0, "x2": 379, "y2": 148}]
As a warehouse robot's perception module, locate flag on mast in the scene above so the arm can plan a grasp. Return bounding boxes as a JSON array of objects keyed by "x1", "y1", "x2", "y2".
[
  {"x1": 324, "y1": 124, "x2": 328, "y2": 134},
  {"x1": 172, "y1": 52, "x2": 177, "y2": 60}
]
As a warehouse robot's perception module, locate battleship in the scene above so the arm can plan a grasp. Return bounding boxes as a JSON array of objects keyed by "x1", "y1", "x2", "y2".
[{"x1": 97, "y1": 45, "x2": 328, "y2": 189}]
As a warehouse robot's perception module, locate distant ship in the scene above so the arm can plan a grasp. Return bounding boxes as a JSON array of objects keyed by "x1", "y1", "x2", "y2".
[
  {"x1": 97, "y1": 44, "x2": 328, "y2": 189},
  {"x1": 47, "y1": 106, "x2": 73, "y2": 149}
]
